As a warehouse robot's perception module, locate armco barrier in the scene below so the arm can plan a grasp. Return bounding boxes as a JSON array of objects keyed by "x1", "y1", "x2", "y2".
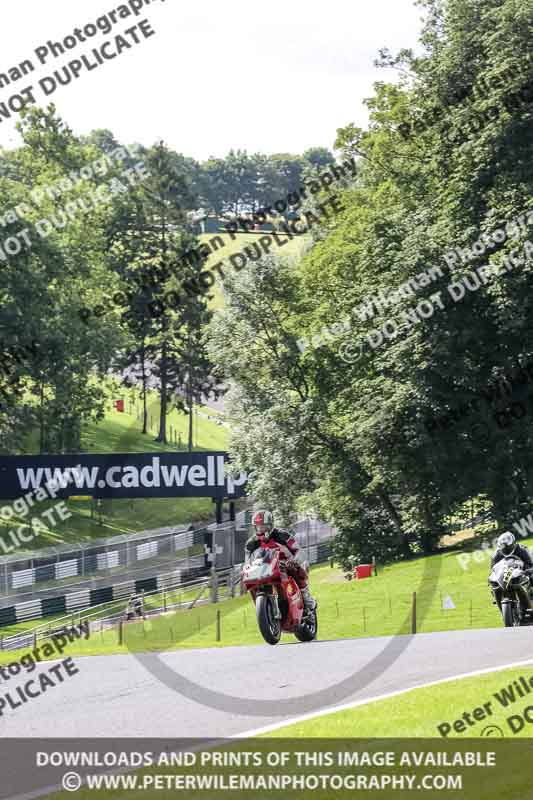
[
  {"x1": 0, "y1": 521, "x2": 245, "y2": 606},
  {"x1": 0, "y1": 563, "x2": 210, "y2": 630},
  {"x1": 0, "y1": 568, "x2": 239, "y2": 652},
  {"x1": 65, "y1": 589, "x2": 92, "y2": 613},
  {"x1": 0, "y1": 524, "x2": 203, "y2": 597}
]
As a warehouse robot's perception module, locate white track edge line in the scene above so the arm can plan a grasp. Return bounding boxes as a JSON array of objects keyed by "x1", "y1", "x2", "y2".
[{"x1": 233, "y1": 657, "x2": 533, "y2": 738}]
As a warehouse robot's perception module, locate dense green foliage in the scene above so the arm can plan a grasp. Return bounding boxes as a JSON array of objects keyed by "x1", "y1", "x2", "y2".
[
  {"x1": 194, "y1": 147, "x2": 335, "y2": 215},
  {"x1": 0, "y1": 110, "x2": 215, "y2": 452},
  {"x1": 96, "y1": 142, "x2": 336, "y2": 217},
  {"x1": 0, "y1": 109, "x2": 123, "y2": 452},
  {"x1": 209, "y1": 0, "x2": 533, "y2": 563}
]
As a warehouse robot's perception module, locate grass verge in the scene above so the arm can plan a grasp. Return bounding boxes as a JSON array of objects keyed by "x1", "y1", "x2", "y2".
[{"x1": 262, "y1": 665, "x2": 533, "y2": 738}]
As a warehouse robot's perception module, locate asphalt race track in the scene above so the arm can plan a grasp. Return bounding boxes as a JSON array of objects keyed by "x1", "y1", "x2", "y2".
[{"x1": 2, "y1": 627, "x2": 533, "y2": 738}]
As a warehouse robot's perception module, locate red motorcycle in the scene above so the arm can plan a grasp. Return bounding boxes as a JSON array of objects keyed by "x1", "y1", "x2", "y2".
[{"x1": 242, "y1": 537, "x2": 318, "y2": 645}]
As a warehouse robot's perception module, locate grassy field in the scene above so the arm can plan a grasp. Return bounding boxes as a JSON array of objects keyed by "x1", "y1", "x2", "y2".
[
  {"x1": 264, "y1": 664, "x2": 533, "y2": 738},
  {"x1": 0, "y1": 538, "x2": 513, "y2": 660},
  {"x1": 200, "y1": 230, "x2": 310, "y2": 310},
  {"x1": 22, "y1": 382, "x2": 229, "y2": 457}
]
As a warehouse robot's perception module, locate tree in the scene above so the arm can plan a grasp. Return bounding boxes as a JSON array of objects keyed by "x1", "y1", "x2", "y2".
[
  {"x1": 177, "y1": 317, "x2": 221, "y2": 452},
  {"x1": 303, "y1": 147, "x2": 335, "y2": 169},
  {"x1": 107, "y1": 141, "x2": 216, "y2": 445},
  {"x1": 0, "y1": 106, "x2": 124, "y2": 453},
  {"x1": 208, "y1": 249, "x2": 411, "y2": 554},
  {"x1": 209, "y1": 0, "x2": 533, "y2": 560},
  {"x1": 269, "y1": 153, "x2": 305, "y2": 197},
  {"x1": 199, "y1": 157, "x2": 228, "y2": 215}
]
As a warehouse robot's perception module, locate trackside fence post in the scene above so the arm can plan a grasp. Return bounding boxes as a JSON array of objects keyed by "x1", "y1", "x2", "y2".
[
  {"x1": 210, "y1": 571, "x2": 218, "y2": 603},
  {"x1": 216, "y1": 609, "x2": 221, "y2": 642},
  {"x1": 411, "y1": 591, "x2": 417, "y2": 634}
]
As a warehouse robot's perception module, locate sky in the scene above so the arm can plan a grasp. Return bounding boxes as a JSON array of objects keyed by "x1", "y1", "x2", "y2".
[{"x1": 0, "y1": 0, "x2": 424, "y2": 161}]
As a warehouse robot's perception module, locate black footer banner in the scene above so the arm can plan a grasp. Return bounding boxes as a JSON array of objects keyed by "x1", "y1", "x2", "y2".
[{"x1": 1, "y1": 738, "x2": 532, "y2": 800}]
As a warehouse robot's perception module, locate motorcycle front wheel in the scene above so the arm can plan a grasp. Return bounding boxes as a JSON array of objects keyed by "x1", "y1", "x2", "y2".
[
  {"x1": 295, "y1": 609, "x2": 318, "y2": 642},
  {"x1": 256, "y1": 594, "x2": 281, "y2": 645},
  {"x1": 502, "y1": 601, "x2": 520, "y2": 627}
]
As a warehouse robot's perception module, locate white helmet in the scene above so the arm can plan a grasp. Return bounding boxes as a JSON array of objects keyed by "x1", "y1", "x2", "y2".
[
  {"x1": 497, "y1": 531, "x2": 516, "y2": 556},
  {"x1": 253, "y1": 510, "x2": 274, "y2": 539}
]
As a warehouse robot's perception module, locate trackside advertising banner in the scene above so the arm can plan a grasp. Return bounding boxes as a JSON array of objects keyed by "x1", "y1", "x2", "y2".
[{"x1": 0, "y1": 452, "x2": 248, "y2": 500}]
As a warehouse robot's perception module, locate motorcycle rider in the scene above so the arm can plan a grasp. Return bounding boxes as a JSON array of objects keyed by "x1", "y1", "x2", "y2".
[
  {"x1": 491, "y1": 532, "x2": 533, "y2": 611},
  {"x1": 245, "y1": 510, "x2": 317, "y2": 614}
]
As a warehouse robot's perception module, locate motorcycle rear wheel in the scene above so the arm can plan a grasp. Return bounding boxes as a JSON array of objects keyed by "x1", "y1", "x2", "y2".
[
  {"x1": 502, "y1": 602, "x2": 520, "y2": 627},
  {"x1": 256, "y1": 594, "x2": 281, "y2": 645},
  {"x1": 295, "y1": 609, "x2": 318, "y2": 642}
]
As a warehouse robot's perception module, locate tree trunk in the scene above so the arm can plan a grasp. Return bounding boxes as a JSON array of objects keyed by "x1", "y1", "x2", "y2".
[
  {"x1": 188, "y1": 405, "x2": 193, "y2": 452},
  {"x1": 187, "y1": 379, "x2": 193, "y2": 452},
  {"x1": 420, "y1": 499, "x2": 440, "y2": 555},
  {"x1": 156, "y1": 340, "x2": 168, "y2": 443},
  {"x1": 39, "y1": 382, "x2": 45, "y2": 454},
  {"x1": 420, "y1": 529, "x2": 436, "y2": 554},
  {"x1": 155, "y1": 194, "x2": 169, "y2": 444},
  {"x1": 377, "y1": 489, "x2": 412, "y2": 558},
  {"x1": 59, "y1": 416, "x2": 65, "y2": 454},
  {"x1": 142, "y1": 385, "x2": 148, "y2": 435},
  {"x1": 71, "y1": 417, "x2": 81, "y2": 452},
  {"x1": 141, "y1": 338, "x2": 148, "y2": 435}
]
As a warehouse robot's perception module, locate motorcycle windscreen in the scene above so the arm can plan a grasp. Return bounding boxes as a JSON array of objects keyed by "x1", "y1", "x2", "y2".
[
  {"x1": 245, "y1": 550, "x2": 275, "y2": 580},
  {"x1": 490, "y1": 557, "x2": 525, "y2": 588}
]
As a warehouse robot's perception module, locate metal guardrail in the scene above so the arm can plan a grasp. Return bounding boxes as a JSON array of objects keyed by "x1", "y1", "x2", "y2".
[
  {"x1": 0, "y1": 519, "x2": 247, "y2": 607},
  {"x1": 0, "y1": 524, "x2": 209, "y2": 599},
  {"x1": 0, "y1": 565, "x2": 242, "y2": 652},
  {"x1": 0, "y1": 554, "x2": 207, "y2": 608}
]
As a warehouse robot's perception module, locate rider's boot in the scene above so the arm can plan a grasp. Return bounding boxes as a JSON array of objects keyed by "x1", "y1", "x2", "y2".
[
  {"x1": 301, "y1": 586, "x2": 317, "y2": 614},
  {"x1": 517, "y1": 585, "x2": 533, "y2": 615}
]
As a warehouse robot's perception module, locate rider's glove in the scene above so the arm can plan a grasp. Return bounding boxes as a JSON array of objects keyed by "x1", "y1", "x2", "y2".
[{"x1": 286, "y1": 557, "x2": 300, "y2": 574}]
